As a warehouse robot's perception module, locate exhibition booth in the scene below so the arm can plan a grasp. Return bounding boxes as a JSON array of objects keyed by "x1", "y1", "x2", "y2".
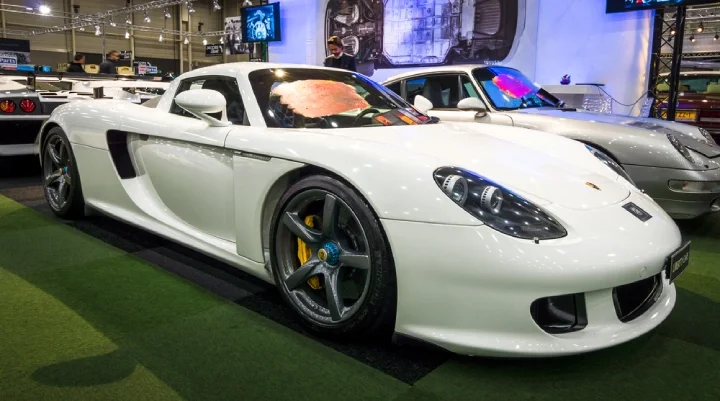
[{"x1": 0, "y1": 1, "x2": 719, "y2": 400}]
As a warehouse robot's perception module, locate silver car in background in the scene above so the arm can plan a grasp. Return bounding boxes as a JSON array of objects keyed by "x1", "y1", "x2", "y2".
[{"x1": 382, "y1": 65, "x2": 720, "y2": 219}]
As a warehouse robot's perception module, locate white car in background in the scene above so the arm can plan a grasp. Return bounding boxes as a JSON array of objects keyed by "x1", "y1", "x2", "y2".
[
  {"x1": 382, "y1": 65, "x2": 720, "y2": 219},
  {"x1": 0, "y1": 74, "x2": 169, "y2": 157},
  {"x1": 36, "y1": 62, "x2": 689, "y2": 357}
]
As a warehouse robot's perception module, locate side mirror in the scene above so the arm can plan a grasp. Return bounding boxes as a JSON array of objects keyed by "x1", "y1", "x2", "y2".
[
  {"x1": 457, "y1": 97, "x2": 487, "y2": 117},
  {"x1": 413, "y1": 94, "x2": 434, "y2": 114},
  {"x1": 175, "y1": 89, "x2": 231, "y2": 127}
]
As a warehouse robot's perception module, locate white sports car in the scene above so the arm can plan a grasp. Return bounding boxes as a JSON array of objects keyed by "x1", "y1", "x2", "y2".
[{"x1": 37, "y1": 63, "x2": 689, "y2": 357}]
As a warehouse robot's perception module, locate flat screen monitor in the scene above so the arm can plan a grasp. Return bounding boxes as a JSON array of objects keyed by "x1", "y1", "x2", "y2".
[
  {"x1": 607, "y1": 0, "x2": 720, "y2": 13},
  {"x1": 241, "y1": 3, "x2": 281, "y2": 43}
]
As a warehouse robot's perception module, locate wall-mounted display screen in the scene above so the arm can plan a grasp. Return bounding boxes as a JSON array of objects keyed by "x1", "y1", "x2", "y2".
[
  {"x1": 607, "y1": 0, "x2": 719, "y2": 14},
  {"x1": 241, "y1": 3, "x2": 281, "y2": 43}
]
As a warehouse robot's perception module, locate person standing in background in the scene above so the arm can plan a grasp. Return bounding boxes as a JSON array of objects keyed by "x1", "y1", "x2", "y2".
[
  {"x1": 99, "y1": 50, "x2": 119, "y2": 74},
  {"x1": 66, "y1": 54, "x2": 85, "y2": 72},
  {"x1": 323, "y1": 36, "x2": 356, "y2": 72}
]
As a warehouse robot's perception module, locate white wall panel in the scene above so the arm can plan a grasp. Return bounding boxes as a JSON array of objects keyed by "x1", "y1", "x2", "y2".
[{"x1": 534, "y1": 0, "x2": 654, "y2": 116}]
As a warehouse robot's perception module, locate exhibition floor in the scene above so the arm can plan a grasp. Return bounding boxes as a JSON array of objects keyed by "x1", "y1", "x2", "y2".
[{"x1": 0, "y1": 157, "x2": 718, "y2": 401}]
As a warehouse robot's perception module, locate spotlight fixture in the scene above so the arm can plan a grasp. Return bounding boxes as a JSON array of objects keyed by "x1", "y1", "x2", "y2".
[
  {"x1": 715, "y1": 33, "x2": 719, "y2": 41},
  {"x1": 164, "y1": 8, "x2": 171, "y2": 19},
  {"x1": 38, "y1": 5, "x2": 50, "y2": 15},
  {"x1": 109, "y1": 17, "x2": 116, "y2": 27},
  {"x1": 144, "y1": 11, "x2": 151, "y2": 23},
  {"x1": 125, "y1": 30, "x2": 130, "y2": 39},
  {"x1": 213, "y1": 0, "x2": 221, "y2": 11},
  {"x1": 159, "y1": 33, "x2": 163, "y2": 42},
  {"x1": 690, "y1": 34, "x2": 696, "y2": 42},
  {"x1": 670, "y1": 26, "x2": 676, "y2": 35},
  {"x1": 188, "y1": 2, "x2": 196, "y2": 13},
  {"x1": 95, "y1": 25, "x2": 101, "y2": 36},
  {"x1": 219, "y1": 37, "x2": 224, "y2": 44},
  {"x1": 242, "y1": 0, "x2": 252, "y2": 6},
  {"x1": 698, "y1": 22, "x2": 704, "y2": 33},
  {"x1": 126, "y1": 14, "x2": 132, "y2": 25},
  {"x1": 184, "y1": 36, "x2": 189, "y2": 45},
  {"x1": 202, "y1": 38, "x2": 208, "y2": 45}
]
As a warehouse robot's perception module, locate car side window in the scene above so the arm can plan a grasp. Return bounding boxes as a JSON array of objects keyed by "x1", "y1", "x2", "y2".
[
  {"x1": 386, "y1": 81, "x2": 401, "y2": 97},
  {"x1": 460, "y1": 75, "x2": 486, "y2": 107},
  {"x1": 407, "y1": 74, "x2": 463, "y2": 109},
  {"x1": 170, "y1": 76, "x2": 247, "y2": 125}
]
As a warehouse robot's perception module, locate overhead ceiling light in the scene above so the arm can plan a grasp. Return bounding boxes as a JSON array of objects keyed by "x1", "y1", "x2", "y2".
[
  {"x1": 164, "y1": 8, "x2": 171, "y2": 19},
  {"x1": 126, "y1": 14, "x2": 132, "y2": 25},
  {"x1": 242, "y1": 0, "x2": 252, "y2": 6},
  {"x1": 188, "y1": 3, "x2": 196, "y2": 13},
  {"x1": 670, "y1": 26, "x2": 676, "y2": 35},
  {"x1": 690, "y1": 34, "x2": 696, "y2": 42},
  {"x1": 697, "y1": 22, "x2": 704, "y2": 33},
  {"x1": 202, "y1": 38, "x2": 207, "y2": 45},
  {"x1": 219, "y1": 37, "x2": 224, "y2": 44},
  {"x1": 109, "y1": 17, "x2": 116, "y2": 27},
  {"x1": 715, "y1": 33, "x2": 719, "y2": 41},
  {"x1": 125, "y1": 30, "x2": 130, "y2": 39},
  {"x1": 159, "y1": 33, "x2": 163, "y2": 42},
  {"x1": 38, "y1": 5, "x2": 50, "y2": 15},
  {"x1": 144, "y1": 11, "x2": 151, "y2": 23},
  {"x1": 95, "y1": 25, "x2": 101, "y2": 36},
  {"x1": 184, "y1": 36, "x2": 189, "y2": 44},
  {"x1": 213, "y1": 0, "x2": 221, "y2": 11}
]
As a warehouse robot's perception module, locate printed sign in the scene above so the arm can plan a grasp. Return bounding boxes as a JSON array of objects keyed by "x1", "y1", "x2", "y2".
[
  {"x1": 0, "y1": 54, "x2": 18, "y2": 70},
  {"x1": 119, "y1": 51, "x2": 132, "y2": 60},
  {"x1": 205, "y1": 44, "x2": 223, "y2": 56}
]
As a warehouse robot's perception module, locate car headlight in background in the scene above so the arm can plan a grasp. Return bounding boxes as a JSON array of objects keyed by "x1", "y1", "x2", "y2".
[
  {"x1": 698, "y1": 128, "x2": 717, "y2": 146},
  {"x1": 584, "y1": 144, "x2": 636, "y2": 186},
  {"x1": 667, "y1": 133, "x2": 701, "y2": 165},
  {"x1": 433, "y1": 167, "x2": 567, "y2": 241}
]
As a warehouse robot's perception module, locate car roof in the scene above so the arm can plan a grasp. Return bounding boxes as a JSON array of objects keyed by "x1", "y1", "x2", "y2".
[
  {"x1": 176, "y1": 62, "x2": 352, "y2": 81},
  {"x1": 381, "y1": 64, "x2": 492, "y2": 83}
]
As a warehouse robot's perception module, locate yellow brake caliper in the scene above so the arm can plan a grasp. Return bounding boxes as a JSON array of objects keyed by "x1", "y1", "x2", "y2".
[{"x1": 297, "y1": 215, "x2": 323, "y2": 290}]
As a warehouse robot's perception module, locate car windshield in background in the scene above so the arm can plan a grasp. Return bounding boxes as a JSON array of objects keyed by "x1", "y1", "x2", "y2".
[
  {"x1": 656, "y1": 75, "x2": 720, "y2": 94},
  {"x1": 248, "y1": 68, "x2": 432, "y2": 128},
  {"x1": 472, "y1": 67, "x2": 562, "y2": 110},
  {"x1": 36, "y1": 81, "x2": 74, "y2": 92}
]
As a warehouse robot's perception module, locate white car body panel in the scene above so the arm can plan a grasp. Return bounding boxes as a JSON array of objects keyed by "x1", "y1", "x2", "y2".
[{"x1": 38, "y1": 62, "x2": 684, "y2": 357}]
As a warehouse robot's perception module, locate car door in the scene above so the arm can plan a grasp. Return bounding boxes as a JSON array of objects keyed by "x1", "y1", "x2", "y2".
[{"x1": 122, "y1": 75, "x2": 245, "y2": 243}]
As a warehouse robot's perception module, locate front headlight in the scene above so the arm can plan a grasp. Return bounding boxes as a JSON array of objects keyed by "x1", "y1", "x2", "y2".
[
  {"x1": 584, "y1": 144, "x2": 636, "y2": 186},
  {"x1": 667, "y1": 133, "x2": 700, "y2": 165},
  {"x1": 433, "y1": 167, "x2": 567, "y2": 241},
  {"x1": 698, "y1": 128, "x2": 717, "y2": 146}
]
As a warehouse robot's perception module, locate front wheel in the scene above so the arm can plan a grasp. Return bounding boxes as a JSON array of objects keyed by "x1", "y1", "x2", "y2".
[
  {"x1": 41, "y1": 127, "x2": 85, "y2": 219},
  {"x1": 269, "y1": 175, "x2": 396, "y2": 337}
]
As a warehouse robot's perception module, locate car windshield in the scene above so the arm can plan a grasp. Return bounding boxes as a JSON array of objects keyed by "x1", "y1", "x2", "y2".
[
  {"x1": 657, "y1": 74, "x2": 720, "y2": 94},
  {"x1": 248, "y1": 67, "x2": 433, "y2": 128},
  {"x1": 472, "y1": 67, "x2": 562, "y2": 110}
]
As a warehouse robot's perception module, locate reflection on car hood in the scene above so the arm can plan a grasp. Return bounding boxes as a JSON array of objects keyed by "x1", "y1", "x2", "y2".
[
  {"x1": 519, "y1": 108, "x2": 720, "y2": 158},
  {"x1": 323, "y1": 123, "x2": 630, "y2": 211}
]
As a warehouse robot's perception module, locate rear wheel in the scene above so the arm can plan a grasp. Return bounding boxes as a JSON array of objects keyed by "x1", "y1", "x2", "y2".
[
  {"x1": 269, "y1": 175, "x2": 396, "y2": 337},
  {"x1": 41, "y1": 127, "x2": 85, "y2": 219}
]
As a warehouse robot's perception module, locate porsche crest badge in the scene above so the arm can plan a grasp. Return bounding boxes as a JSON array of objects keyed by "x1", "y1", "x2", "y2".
[{"x1": 585, "y1": 182, "x2": 601, "y2": 191}]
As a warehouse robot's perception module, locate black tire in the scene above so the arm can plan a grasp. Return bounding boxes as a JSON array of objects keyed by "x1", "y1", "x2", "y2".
[
  {"x1": 269, "y1": 174, "x2": 397, "y2": 338},
  {"x1": 41, "y1": 127, "x2": 85, "y2": 219}
]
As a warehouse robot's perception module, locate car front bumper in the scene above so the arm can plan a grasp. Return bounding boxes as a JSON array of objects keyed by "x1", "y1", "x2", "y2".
[
  {"x1": 622, "y1": 163, "x2": 720, "y2": 219},
  {"x1": 382, "y1": 190, "x2": 682, "y2": 357}
]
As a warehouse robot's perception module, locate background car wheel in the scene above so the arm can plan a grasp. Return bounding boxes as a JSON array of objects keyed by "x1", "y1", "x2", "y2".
[
  {"x1": 270, "y1": 174, "x2": 396, "y2": 338},
  {"x1": 41, "y1": 127, "x2": 85, "y2": 219}
]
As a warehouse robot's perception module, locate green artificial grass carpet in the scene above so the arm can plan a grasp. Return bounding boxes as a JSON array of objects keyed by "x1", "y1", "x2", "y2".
[{"x1": 0, "y1": 194, "x2": 718, "y2": 401}]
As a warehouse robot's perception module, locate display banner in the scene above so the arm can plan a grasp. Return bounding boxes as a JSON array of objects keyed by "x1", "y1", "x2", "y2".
[
  {"x1": 206, "y1": 44, "x2": 224, "y2": 56},
  {"x1": 0, "y1": 38, "x2": 31, "y2": 65},
  {"x1": 318, "y1": 0, "x2": 537, "y2": 81},
  {"x1": 224, "y1": 17, "x2": 249, "y2": 55},
  {"x1": 119, "y1": 51, "x2": 133, "y2": 60},
  {"x1": 0, "y1": 54, "x2": 18, "y2": 70}
]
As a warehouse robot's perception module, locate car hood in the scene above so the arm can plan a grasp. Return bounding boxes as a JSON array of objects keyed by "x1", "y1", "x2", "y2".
[
  {"x1": 322, "y1": 123, "x2": 630, "y2": 211},
  {"x1": 518, "y1": 108, "x2": 720, "y2": 158}
]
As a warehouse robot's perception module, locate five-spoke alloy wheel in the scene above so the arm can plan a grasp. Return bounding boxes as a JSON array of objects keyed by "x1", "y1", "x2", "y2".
[
  {"x1": 270, "y1": 175, "x2": 396, "y2": 337},
  {"x1": 42, "y1": 127, "x2": 85, "y2": 218}
]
